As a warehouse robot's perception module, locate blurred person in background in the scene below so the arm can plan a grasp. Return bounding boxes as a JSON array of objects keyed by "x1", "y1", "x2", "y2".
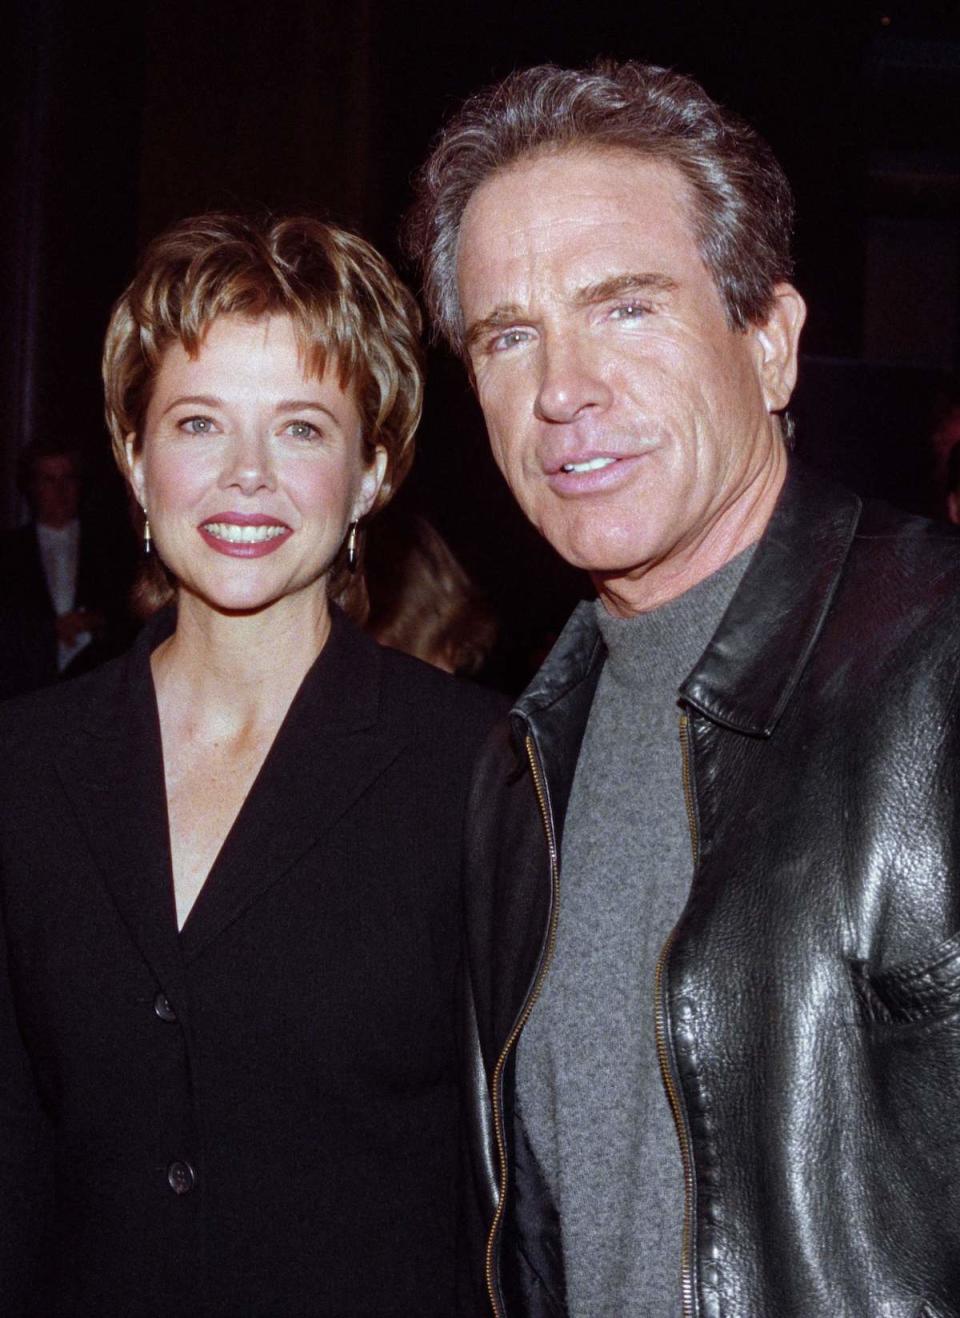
[
  {"x1": 944, "y1": 441, "x2": 960, "y2": 525},
  {"x1": 0, "y1": 213, "x2": 501, "y2": 1317},
  {"x1": 365, "y1": 508, "x2": 497, "y2": 676},
  {"x1": 0, "y1": 441, "x2": 134, "y2": 699},
  {"x1": 931, "y1": 382, "x2": 960, "y2": 522}
]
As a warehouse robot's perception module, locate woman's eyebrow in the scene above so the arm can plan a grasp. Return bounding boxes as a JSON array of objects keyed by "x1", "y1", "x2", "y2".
[{"x1": 158, "y1": 393, "x2": 224, "y2": 418}]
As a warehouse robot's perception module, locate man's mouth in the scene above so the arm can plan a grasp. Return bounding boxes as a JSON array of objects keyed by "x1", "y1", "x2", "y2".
[
  {"x1": 201, "y1": 522, "x2": 288, "y2": 544},
  {"x1": 560, "y1": 457, "x2": 618, "y2": 474}
]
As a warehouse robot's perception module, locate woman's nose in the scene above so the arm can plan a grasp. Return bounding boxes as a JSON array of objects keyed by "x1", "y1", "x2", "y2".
[{"x1": 218, "y1": 432, "x2": 277, "y2": 494}]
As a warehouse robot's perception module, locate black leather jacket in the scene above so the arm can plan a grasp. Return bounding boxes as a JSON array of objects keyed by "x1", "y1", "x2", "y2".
[{"x1": 463, "y1": 464, "x2": 960, "y2": 1318}]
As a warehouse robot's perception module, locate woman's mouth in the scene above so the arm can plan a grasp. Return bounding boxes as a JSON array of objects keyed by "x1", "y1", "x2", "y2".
[
  {"x1": 198, "y1": 517, "x2": 292, "y2": 557},
  {"x1": 203, "y1": 522, "x2": 288, "y2": 544}
]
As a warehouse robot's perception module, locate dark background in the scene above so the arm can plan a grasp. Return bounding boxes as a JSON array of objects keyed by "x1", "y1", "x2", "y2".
[{"x1": 5, "y1": 0, "x2": 960, "y2": 674}]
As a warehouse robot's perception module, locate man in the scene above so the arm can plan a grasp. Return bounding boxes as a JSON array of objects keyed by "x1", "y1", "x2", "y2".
[
  {"x1": 406, "y1": 61, "x2": 960, "y2": 1318},
  {"x1": 0, "y1": 442, "x2": 133, "y2": 698}
]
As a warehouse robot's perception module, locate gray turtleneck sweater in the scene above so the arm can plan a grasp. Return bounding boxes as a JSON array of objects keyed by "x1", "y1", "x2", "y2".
[{"x1": 515, "y1": 550, "x2": 752, "y2": 1317}]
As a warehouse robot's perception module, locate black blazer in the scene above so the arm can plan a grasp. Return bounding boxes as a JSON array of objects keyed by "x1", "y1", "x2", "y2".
[{"x1": 0, "y1": 608, "x2": 502, "y2": 1316}]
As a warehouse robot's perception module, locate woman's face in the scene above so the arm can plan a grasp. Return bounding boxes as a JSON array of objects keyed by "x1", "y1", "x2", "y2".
[{"x1": 128, "y1": 314, "x2": 385, "y2": 616}]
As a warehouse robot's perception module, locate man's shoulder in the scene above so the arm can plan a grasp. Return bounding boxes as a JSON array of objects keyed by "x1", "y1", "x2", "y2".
[
  {"x1": 846, "y1": 498, "x2": 960, "y2": 611},
  {"x1": 854, "y1": 494, "x2": 960, "y2": 546}
]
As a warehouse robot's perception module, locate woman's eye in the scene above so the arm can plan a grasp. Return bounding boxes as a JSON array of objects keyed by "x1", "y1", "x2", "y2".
[
  {"x1": 285, "y1": 420, "x2": 320, "y2": 440},
  {"x1": 180, "y1": 416, "x2": 216, "y2": 434}
]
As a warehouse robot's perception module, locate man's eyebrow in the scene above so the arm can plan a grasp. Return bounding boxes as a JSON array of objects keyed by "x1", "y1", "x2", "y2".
[
  {"x1": 463, "y1": 274, "x2": 679, "y2": 350},
  {"x1": 464, "y1": 305, "x2": 525, "y2": 351},
  {"x1": 573, "y1": 272, "x2": 679, "y2": 305}
]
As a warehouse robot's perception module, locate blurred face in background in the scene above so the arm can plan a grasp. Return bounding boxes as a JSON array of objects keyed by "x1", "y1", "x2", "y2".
[
  {"x1": 127, "y1": 313, "x2": 386, "y2": 618},
  {"x1": 31, "y1": 454, "x2": 81, "y2": 528}
]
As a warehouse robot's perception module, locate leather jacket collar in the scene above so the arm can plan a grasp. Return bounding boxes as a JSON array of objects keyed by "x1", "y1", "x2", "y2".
[{"x1": 514, "y1": 460, "x2": 862, "y2": 741}]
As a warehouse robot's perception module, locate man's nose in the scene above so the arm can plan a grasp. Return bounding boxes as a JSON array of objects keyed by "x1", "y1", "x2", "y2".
[
  {"x1": 219, "y1": 431, "x2": 277, "y2": 494},
  {"x1": 534, "y1": 334, "x2": 613, "y2": 423}
]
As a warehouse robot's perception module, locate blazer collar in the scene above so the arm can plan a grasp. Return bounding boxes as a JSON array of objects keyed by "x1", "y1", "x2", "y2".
[
  {"x1": 54, "y1": 607, "x2": 404, "y2": 984},
  {"x1": 180, "y1": 607, "x2": 404, "y2": 960},
  {"x1": 53, "y1": 611, "x2": 187, "y2": 1018}
]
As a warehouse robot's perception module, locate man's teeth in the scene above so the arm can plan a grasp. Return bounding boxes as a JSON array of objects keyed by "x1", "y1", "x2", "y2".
[
  {"x1": 561, "y1": 457, "x2": 617, "y2": 474},
  {"x1": 203, "y1": 523, "x2": 287, "y2": 544}
]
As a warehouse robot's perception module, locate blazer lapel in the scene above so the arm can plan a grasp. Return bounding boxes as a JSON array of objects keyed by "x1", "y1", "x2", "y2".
[
  {"x1": 54, "y1": 615, "x2": 190, "y2": 1020},
  {"x1": 180, "y1": 611, "x2": 407, "y2": 961}
]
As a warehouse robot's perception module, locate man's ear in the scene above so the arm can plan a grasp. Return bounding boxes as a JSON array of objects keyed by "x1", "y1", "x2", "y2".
[{"x1": 753, "y1": 283, "x2": 807, "y2": 414}]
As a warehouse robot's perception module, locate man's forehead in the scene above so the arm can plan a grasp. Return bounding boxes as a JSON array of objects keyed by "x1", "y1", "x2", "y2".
[
  {"x1": 457, "y1": 147, "x2": 706, "y2": 314},
  {"x1": 462, "y1": 146, "x2": 696, "y2": 236}
]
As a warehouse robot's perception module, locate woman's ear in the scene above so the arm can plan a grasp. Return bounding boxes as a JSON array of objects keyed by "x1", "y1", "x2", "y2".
[
  {"x1": 754, "y1": 283, "x2": 807, "y2": 414},
  {"x1": 354, "y1": 446, "x2": 388, "y2": 520},
  {"x1": 125, "y1": 434, "x2": 146, "y2": 506}
]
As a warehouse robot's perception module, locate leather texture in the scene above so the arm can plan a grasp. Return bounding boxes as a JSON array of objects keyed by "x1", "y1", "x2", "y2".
[{"x1": 462, "y1": 462, "x2": 960, "y2": 1317}]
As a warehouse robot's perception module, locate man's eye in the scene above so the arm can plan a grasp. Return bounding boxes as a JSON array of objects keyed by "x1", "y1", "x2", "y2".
[
  {"x1": 285, "y1": 420, "x2": 320, "y2": 440},
  {"x1": 609, "y1": 302, "x2": 650, "y2": 322},
  {"x1": 181, "y1": 416, "x2": 216, "y2": 434},
  {"x1": 491, "y1": 329, "x2": 532, "y2": 353}
]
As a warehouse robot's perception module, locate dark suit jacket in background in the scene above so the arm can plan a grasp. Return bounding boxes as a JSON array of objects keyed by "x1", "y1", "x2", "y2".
[
  {"x1": 0, "y1": 520, "x2": 136, "y2": 700},
  {"x1": 0, "y1": 608, "x2": 502, "y2": 1316}
]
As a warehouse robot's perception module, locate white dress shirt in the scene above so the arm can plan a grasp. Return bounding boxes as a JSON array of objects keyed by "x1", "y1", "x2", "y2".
[{"x1": 35, "y1": 520, "x2": 91, "y2": 671}]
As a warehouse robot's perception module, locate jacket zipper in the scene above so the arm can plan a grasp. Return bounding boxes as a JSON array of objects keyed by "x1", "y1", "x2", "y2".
[
  {"x1": 484, "y1": 731, "x2": 561, "y2": 1317},
  {"x1": 653, "y1": 711, "x2": 699, "y2": 1318}
]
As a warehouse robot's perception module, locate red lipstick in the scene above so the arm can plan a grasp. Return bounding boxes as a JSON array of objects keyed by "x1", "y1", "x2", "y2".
[{"x1": 198, "y1": 511, "x2": 292, "y2": 559}]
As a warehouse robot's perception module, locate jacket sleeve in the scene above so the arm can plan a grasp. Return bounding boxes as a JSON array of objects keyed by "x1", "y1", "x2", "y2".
[{"x1": 0, "y1": 894, "x2": 52, "y2": 1311}]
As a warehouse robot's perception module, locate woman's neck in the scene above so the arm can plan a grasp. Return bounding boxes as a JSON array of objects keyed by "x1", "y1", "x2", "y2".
[{"x1": 151, "y1": 588, "x2": 332, "y2": 739}]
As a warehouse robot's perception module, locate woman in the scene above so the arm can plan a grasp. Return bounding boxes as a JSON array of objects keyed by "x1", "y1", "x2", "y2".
[{"x1": 0, "y1": 214, "x2": 500, "y2": 1316}]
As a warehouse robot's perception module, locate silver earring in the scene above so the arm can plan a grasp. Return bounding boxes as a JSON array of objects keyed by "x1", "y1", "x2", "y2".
[
  {"x1": 346, "y1": 521, "x2": 359, "y2": 572},
  {"x1": 142, "y1": 510, "x2": 152, "y2": 555}
]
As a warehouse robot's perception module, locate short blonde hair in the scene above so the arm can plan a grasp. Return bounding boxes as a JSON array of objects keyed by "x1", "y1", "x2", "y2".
[{"x1": 103, "y1": 212, "x2": 423, "y2": 617}]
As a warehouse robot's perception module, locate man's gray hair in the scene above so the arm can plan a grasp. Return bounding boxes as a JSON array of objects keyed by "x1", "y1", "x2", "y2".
[{"x1": 404, "y1": 60, "x2": 796, "y2": 355}]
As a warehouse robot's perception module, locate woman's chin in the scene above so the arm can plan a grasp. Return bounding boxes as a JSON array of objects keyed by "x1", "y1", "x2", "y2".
[{"x1": 177, "y1": 574, "x2": 327, "y2": 620}]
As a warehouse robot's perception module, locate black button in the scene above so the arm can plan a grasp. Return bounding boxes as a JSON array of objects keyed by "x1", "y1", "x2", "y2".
[
  {"x1": 167, "y1": 1160, "x2": 196, "y2": 1195},
  {"x1": 153, "y1": 992, "x2": 177, "y2": 1023}
]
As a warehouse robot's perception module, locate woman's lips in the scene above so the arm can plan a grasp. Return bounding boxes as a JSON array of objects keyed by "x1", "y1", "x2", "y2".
[
  {"x1": 198, "y1": 514, "x2": 292, "y2": 558},
  {"x1": 545, "y1": 452, "x2": 650, "y2": 496}
]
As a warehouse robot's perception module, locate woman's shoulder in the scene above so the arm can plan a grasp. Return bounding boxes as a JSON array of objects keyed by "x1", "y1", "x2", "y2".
[
  {"x1": 0, "y1": 647, "x2": 134, "y2": 754},
  {"x1": 375, "y1": 640, "x2": 508, "y2": 734}
]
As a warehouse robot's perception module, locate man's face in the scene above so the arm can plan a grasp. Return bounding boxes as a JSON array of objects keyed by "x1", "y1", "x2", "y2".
[
  {"x1": 457, "y1": 149, "x2": 804, "y2": 609},
  {"x1": 31, "y1": 454, "x2": 81, "y2": 528}
]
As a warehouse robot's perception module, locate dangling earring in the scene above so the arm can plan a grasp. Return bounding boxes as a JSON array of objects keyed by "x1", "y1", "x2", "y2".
[
  {"x1": 142, "y1": 509, "x2": 152, "y2": 555},
  {"x1": 346, "y1": 521, "x2": 359, "y2": 573}
]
